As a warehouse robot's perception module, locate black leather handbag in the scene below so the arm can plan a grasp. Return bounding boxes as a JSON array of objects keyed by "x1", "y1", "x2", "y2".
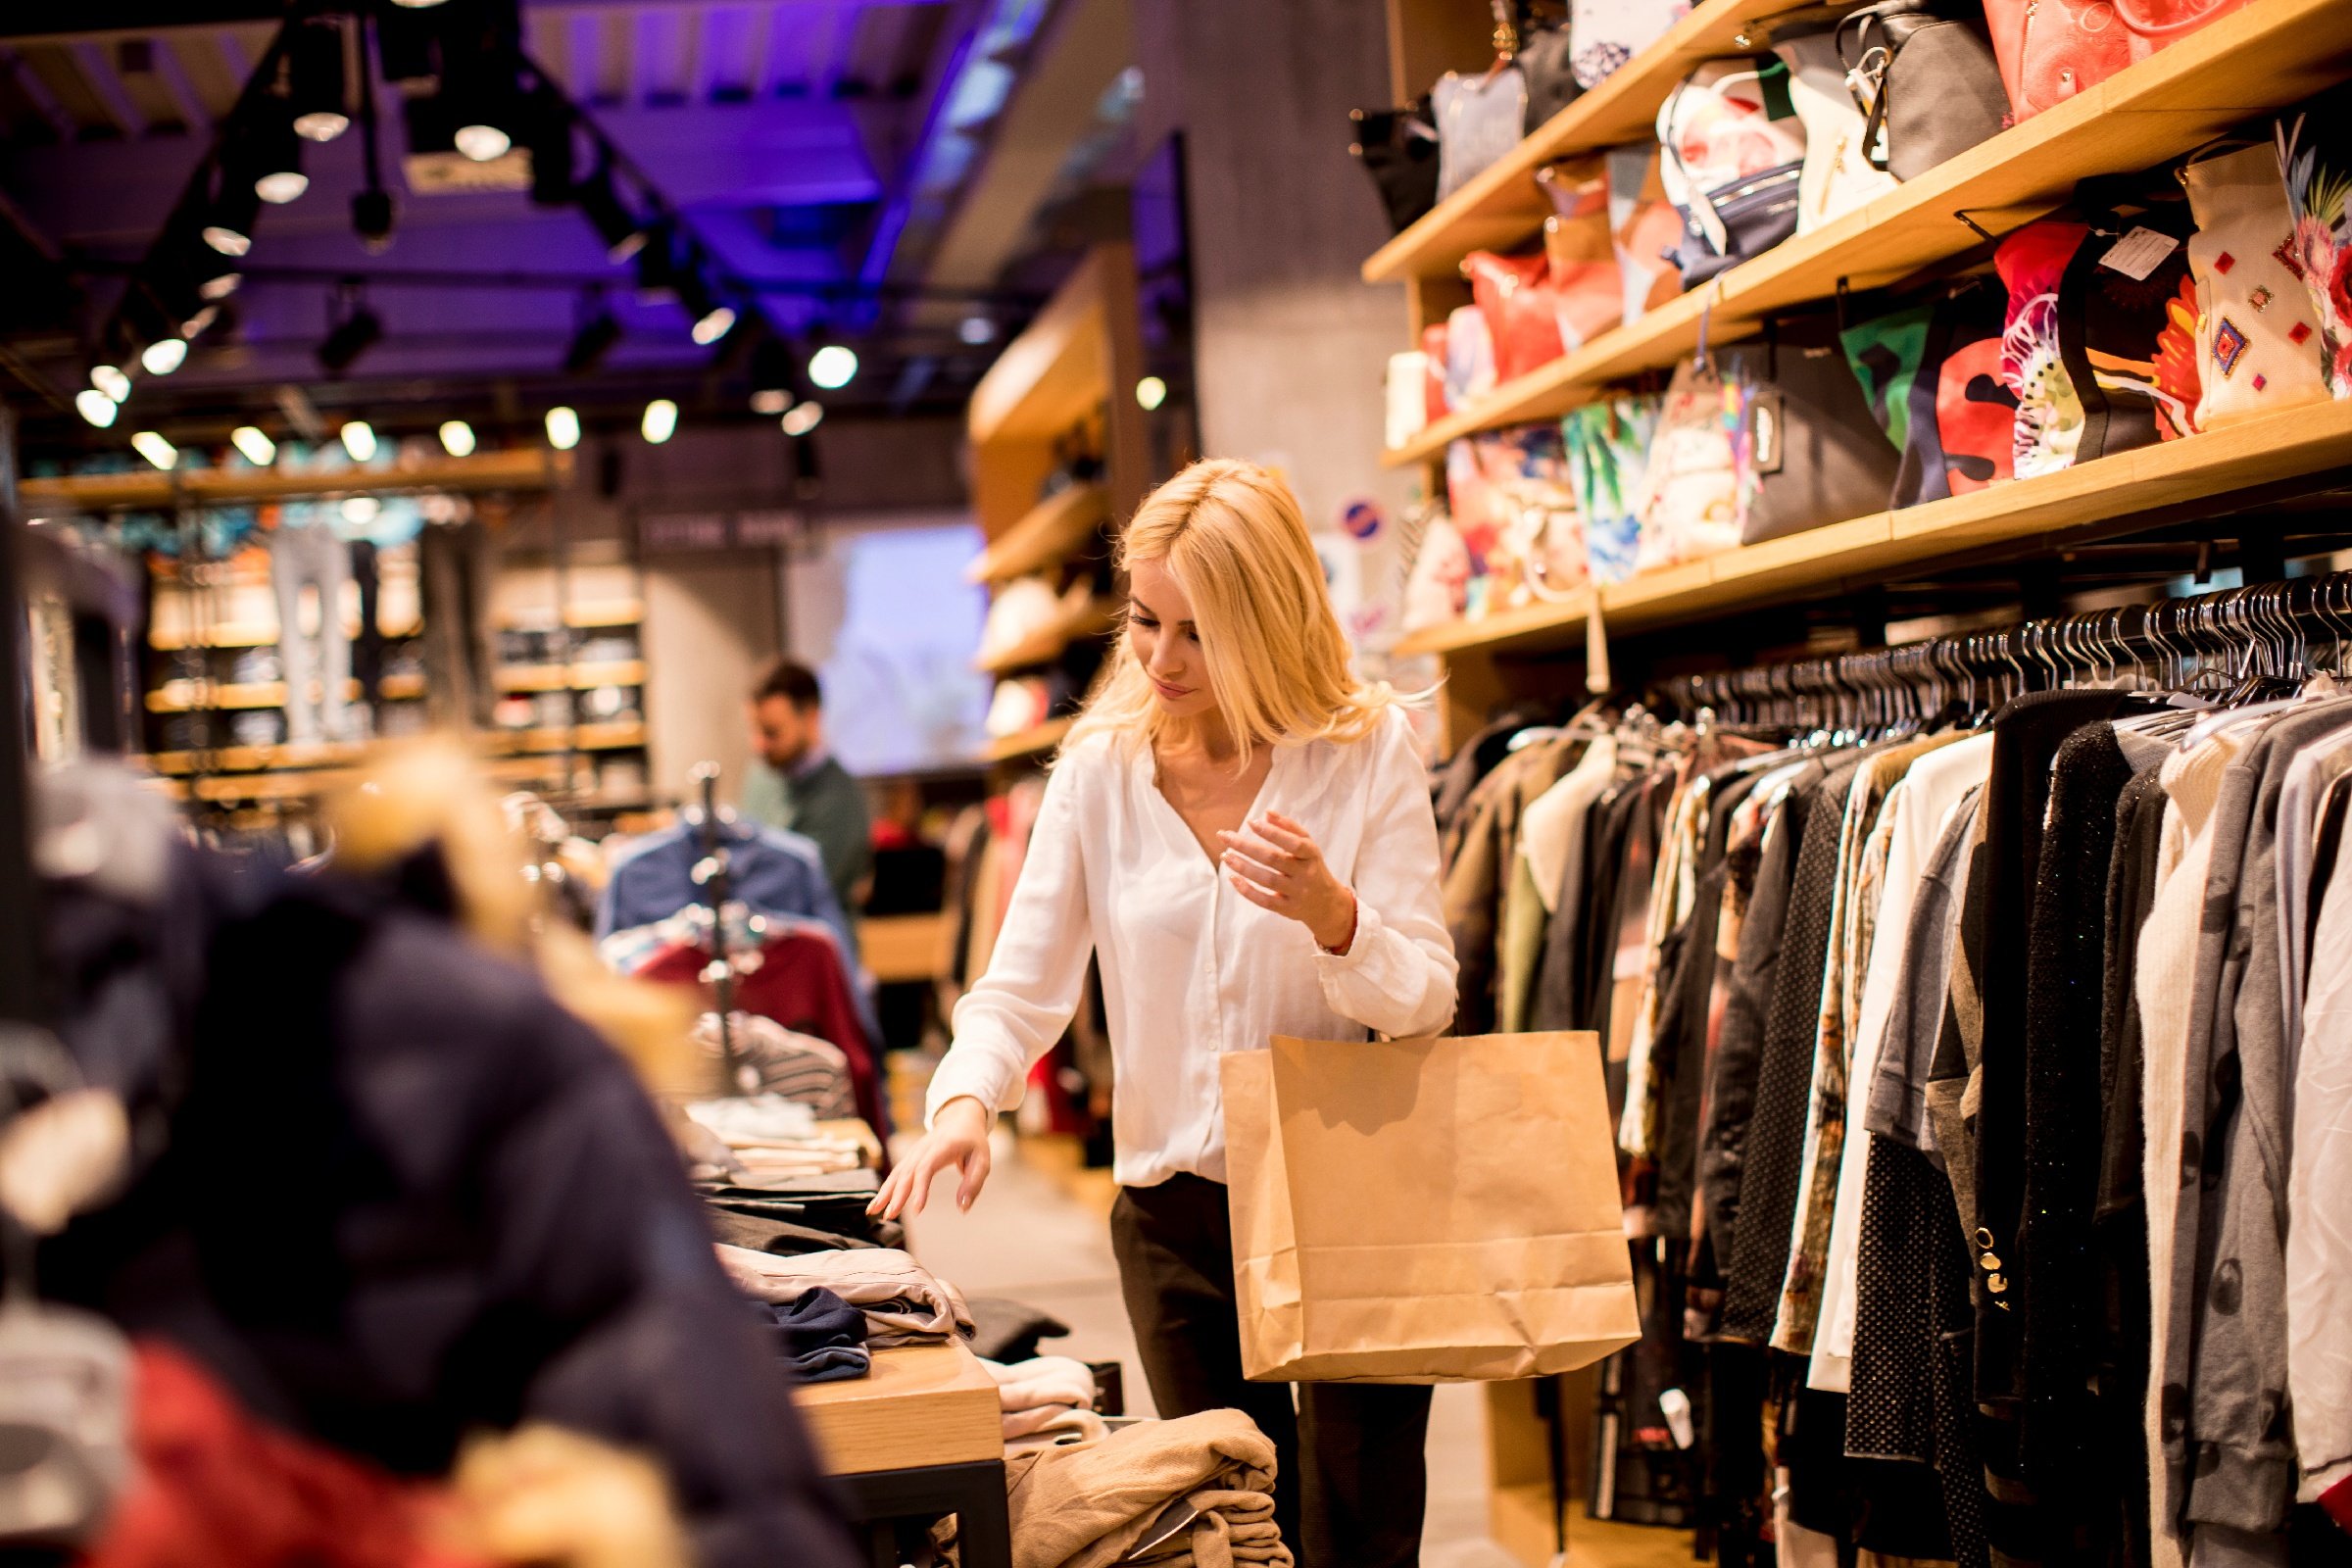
[
  {"x1": 1348, "y1": 100, "x2": 1443, "y2": 233},
  {"x1": 1837, "y1": 2, "x2": 2007, "y2": 180},
  {"x1": 1516, "y1": 24, "x2": 1584, "y2": 132}
]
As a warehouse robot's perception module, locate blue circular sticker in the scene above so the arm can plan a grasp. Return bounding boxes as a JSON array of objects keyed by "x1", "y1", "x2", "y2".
[{"x1": 1341, "y1": 499, "x2": 1385, "y2": 542}]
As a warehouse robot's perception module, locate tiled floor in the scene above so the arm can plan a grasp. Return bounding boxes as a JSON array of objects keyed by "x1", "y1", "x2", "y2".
[{"x1": 899, "y1": 1123, "x2": 1697, "y2": 1568}]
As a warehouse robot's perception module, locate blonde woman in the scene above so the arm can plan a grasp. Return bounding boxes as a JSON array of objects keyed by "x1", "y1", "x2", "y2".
[{"x1": 873, "y1": 459, "x2": 1456, "y2": 1568}]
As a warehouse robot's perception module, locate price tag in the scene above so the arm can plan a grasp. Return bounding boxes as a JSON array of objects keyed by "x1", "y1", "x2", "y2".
[{"x1": 2100, "y1": 226, "x2": 2180, "y2": 281}]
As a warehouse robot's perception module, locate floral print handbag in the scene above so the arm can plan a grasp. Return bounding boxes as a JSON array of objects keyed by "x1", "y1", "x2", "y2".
[
  {"x1": 2278, "y1": 85, "x2": 2352, "y2": 397},
  {"x1": 2181, "y1": 140, "x2": 2328, "y2": 427}
]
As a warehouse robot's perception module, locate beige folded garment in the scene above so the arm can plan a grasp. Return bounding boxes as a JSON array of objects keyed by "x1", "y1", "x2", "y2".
[
  {"x1": 714, "y1": 1245, "x2": 975, "y2": 1348},
  {"x1": 1004, "y1": 1405, "x2": 1109, "y2": 1448},
  {"x1": 983, "y1": 1355, "x2": 1098, "y2": 1413},
  {"x1": 1121, "y1": 1490, "x2": 1293, "y2": 1568},
  {"x1": 1002, "y1": 1409, "x2": 1283, "y2": 1568}
]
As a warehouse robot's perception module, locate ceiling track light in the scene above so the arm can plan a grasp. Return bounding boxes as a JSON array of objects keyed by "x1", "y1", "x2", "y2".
[
  {"x1": 74, "y1": 390, "x2": 119, "y2": 429},
  {"x1": 576, "y1": 167, "x2": 647, "y2": 262},
  {"x1": 129, "y1": 431, "x2": 178, "y2": 471},
  {"x1": 633, "y1": 227, "x2": 681, "y2": 304},
  {"x1": 544, "y1": 406, "x2": 580, "y2": 451},
  {"x1": 318, "y1": 282, "x2": 383, "y2": 375},
  {"x1": 88, "y1": 365, "x2": 130, "y2": 404},
  {"x1": 141, "y1": 337, "x2": 187, "y2": 376},
  {"x1": 640, "y1": 398, "x2": 677, "y2": 445},
  {"x1": 246, "y1": 114, "x2": 309, "y2": 204},
  {"x1": 287, "y1": 18, "x2": 350, "y2": 142},
  {"x1": 230, "y1": 425, "x2": 276, "y2": 466},
  {"x1": 749, "y1": 337, "x2": 801, "y2": 415},
  {"x1": 563, "y1": 300, "x2": 621, "y2": 376},
  {"x1": 677, "y1": 268, "x2": 735, "y2": 347},
  {"x1": 438, "y1": 418, "x2": 476, "y2": 457},
  {"x1": 202, "y1": 174, "x2": 260, "y2": 256},
  {"x1": 340, "y1": 419, "x2": 377, "y2": 463},
  {"x1": 808, "y1": 343, "x2": 858, "y2": 391},
  {"x1": 780, "y1": 401, "x2": 823, "y2": 438}
]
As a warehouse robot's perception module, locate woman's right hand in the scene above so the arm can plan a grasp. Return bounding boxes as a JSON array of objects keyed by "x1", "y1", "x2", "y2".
[{"x1": 867, "y1": 1097, "x2": 994, "y2": 1220}]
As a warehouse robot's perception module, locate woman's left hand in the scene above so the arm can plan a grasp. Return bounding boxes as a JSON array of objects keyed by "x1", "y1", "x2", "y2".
[{"x1": 1219, "y1": 810, "x2": 1358, "y2": 955}]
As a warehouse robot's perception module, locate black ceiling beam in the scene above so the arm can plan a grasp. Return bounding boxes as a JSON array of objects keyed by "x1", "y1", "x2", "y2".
[{"x1": 0, "y1": 3, "x2": 290, "y2": 42}]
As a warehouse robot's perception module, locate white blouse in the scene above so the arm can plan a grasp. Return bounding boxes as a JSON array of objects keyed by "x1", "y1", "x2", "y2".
[{"x1": 925, "y1": 706, "x2": 1459, "y2": 1188}]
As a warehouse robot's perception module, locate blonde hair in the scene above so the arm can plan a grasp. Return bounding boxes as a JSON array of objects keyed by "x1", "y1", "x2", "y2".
[{"x1": 1064, "y1": 458, "x2": 1401, "y2": 766}]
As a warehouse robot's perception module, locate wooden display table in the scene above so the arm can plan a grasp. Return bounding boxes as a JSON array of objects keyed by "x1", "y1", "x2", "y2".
[{"x1": 792, "y1": 1342, "x2": 1010, "y2": 1568}]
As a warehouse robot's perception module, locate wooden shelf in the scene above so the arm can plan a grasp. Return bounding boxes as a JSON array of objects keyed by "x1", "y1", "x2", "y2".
[
  {"x1": 496, "y1": 601, "x2": 644, "y2": 631},
  {"x1": 1381, "y1": 0, "x2": 2352, "y2": 466},
  {"x1": 146, "y1": 673, "x2": 426, "y2": 711},
  {"x1": 985, "y1": 714, "x2": 1074, "y2": 763},
  {"x1": 150, "y1": 617, "x2": 422, "y2": 652},
  {"x1": 967, "y1": 484, "x2": 1110, "y2": 583},
  {"x1": 1394, "y1": 400, "x2": 2352, "y2": 661},
  {"x1": 149, "y1": 740, "x2": 369, "y2": 776},
  {"x1": 791, "y1": 1343, "x2": 1004, "y2": 1477},
  {"x1": 20, "y1": 448, "x2": 570, "y2": 514},
  {"x1": 494, "y1": 660, "x2": 648, "y2": 692},
  {"x1": 969, "y1": 249, "x2": 1128, "y2": 446},
  {"x1": 1363, "y1": 0, "x2": 1835, "y2": 285},
  {"x1": 975, "y1": 597, "x2": 1119, "y2": 675},
  {"x1": 487, "y1": 721, "x2": 649, "y2": 755}
]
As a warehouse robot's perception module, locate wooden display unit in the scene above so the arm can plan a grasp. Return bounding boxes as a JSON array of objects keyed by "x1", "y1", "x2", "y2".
[
  {"x1": 1374, "y1": 0, "x2": 2352, "y2": 1558},
  {"x1": 964, "y1": 242, "x2": 1151, "y2": 765}
]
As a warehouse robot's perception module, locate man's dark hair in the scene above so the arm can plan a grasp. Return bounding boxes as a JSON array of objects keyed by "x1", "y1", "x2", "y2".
[{"x1": 753, "y1": 658, "x2": 822, "y2": 710}]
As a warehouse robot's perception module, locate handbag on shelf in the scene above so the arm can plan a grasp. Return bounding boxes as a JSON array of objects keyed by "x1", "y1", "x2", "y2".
[
  {"x1": 1517, "y1": 24, "x2": 1585, "y2": 132},
  {"x1": 1446, "y1": 425, "x2": 1587, "y2": 613},
  {"x1": 1656, "y1": 60, "x2": 1807, "y2": 288},
  {"x1": 1571, "y1": 0, "x2": 1687, "y2": 89},
  {"x1": 2056, "y1": 172, "x2": 2203, "y2": 455},
  {"x1": 1608, "y1": 143, "x2": 1689, "y2": 324},
  {"x1": 1348, "y1": 100, "x2": 1443, "y2": 234},
  {"x1": 2277, "y1": 84, "x2": 2352, "y2": 398},
  {"x1": 1402, "y1": 512, "x2": 1475, "y2": 634},
  {"x1": 1996, "y1": 218, "x2": 2093, "y2": 476},
  {"x1": 1723, "y1": 312, "x2": 1904, "y2": 544},
  {"x1": 1422, "y1": 323, "x2": 1452, "y2": 424},
  {"x1": 1834, "y1": 2, "x2": 2007, "y2": 180},
  {"x1": 1839, "y1": 275, "x2": 2018, "y2": 507},
  {"x1": 1536, "y1": 161, "x2": 1628, "y2": 354},
  {"x1": 1771, "y1": 27, "x2": 1898, "y2": 233},
  {"x1": 1562, "y1": 396, "x2": 1664, "y2": 585},
  {"x1": 1435, "y1": 68, "x2": 1529, "y2": 201},
  {"x1": 1984, "y1": 0, "x2": 2250, "y2": 123},
  {"x1": 2181, "y1": 140, "x2": 2328, "y2": 428},
  {"x1": 1445, "y1": 302, "x2": 1498, "y2": 412},
  {"x1": 1466, "y1": 252, "x2": 1568, "y2": 384},
  {"x1": 1633, "y1": 354, "x2": 1751, "y2": 571}
]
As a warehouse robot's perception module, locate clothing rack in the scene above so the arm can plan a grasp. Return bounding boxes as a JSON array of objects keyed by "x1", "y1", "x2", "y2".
[{"x1": 1654, "y1": 572, "x2": 2352, "y2": 734}]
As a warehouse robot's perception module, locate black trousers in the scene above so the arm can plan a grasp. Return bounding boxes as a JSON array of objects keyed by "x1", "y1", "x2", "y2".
[{"x1": 1108, "y1": 1173, "x2": 1432, "y2": 1568}]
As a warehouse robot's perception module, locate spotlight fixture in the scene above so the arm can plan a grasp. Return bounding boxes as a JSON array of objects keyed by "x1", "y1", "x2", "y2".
[
  {"x1": 389, "y1": 0, "x2": 450, "y2": 7},
  {"x1": 562, "y1": 302, "x2": 621, "y2": 376},
  {"x1": 141, "y1": 337, "x2": 188, "y2": 376},
  {"x1": 197, "y1": 261, "x2": 240, "y2": 300},
  {"x1": 89, "y1": 365, "x2": 131, "y2": 403},
  {"x1": 248, "y1": 116, "x2": 309, "y2": 204},
  {"x1": 749, "y1": 337, "x2": 798, "y2": 415},
  {"x1": 74, "y1": 390, "x2": 119, "y2": 428},
  {"x1": 576, "y1": 166, "x2": 647, "y2": 263},
  {"x1": 780, "y1": 400, "x2": 824, "y2": 438},
  {"x1": 318, "y1": 285, "x2": 384, "y2": 375},
  {"x1": 807, "y1": 343, "x2": 858, "y2": 390},
  {"x1": 640, "y1": 398, "x2": 677, "y2": 445},
  {"x1": 231, "y1": 425, "x2": 277, "y2": 466},
  {"x1": 1135, "y1": 374, "x2": 1168, "y2": 412},
  {"x1": 340, "y1": 496, "x2": 381, "y2": 525},
  {"x1": 203, "y1": 178, "x2": 260, "y2": 256},
  {"x1": 129, "y1": 431, "x2": 178, "y2": 471},
  {"x1": 455, "y1": 121, "x2": 511, "y2": 163},
  {"x1": 288, "y1": 19, "x2": 350, "y2": 141},
  {"x1": 438, "y1": 418, "x2": 476, "y2": 457},
  {"x1": 352, "y1": 186, "x2": 396, "y2": 252},
  {"x1": 958, "y1": 315, "x2": 996, "y2": 345},
  {"x1": 544, "y1": 406, "x2": 581, "y2": 451},
  {"x1": 678, "y1": 270, "x2": 735, "y2": 346},
  {"x1": 340, "y1": 419, "x2": 377, "y2": 462}
]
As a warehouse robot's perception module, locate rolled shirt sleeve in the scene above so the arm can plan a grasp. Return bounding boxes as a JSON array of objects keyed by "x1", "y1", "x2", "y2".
[{"x1": 1314, "y1": 711, "x2": 1460, "y2": 1040}]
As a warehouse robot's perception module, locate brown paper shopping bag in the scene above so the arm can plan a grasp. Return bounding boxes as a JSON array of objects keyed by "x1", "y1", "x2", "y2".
[{"x1": 1220, "y1": 1031, "x2": 1638, "y2": 1384}]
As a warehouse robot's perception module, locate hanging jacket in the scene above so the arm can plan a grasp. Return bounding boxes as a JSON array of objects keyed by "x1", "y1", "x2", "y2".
[{"x1": 597, "y1": 816, "x2": 858, "y2": 963}]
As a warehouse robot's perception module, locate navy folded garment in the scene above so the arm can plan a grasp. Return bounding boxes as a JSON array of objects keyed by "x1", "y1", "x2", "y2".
[{"x1": 760, "y1": 1287, "x2": 871, "y2": 1384}]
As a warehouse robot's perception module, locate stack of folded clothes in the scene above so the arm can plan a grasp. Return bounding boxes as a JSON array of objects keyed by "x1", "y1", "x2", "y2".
[
  {"x1": 983, "y1": 1357, "x2": 1106, "y2": 1450},
  {"x1": 715, "y1": 1247, "x2": 975, "y2": 1349},
  {"x1": 752, "y1": 1287, "x2": 870, "y2": 1385},
  {"x1": 987, "y1": 1410, "x2": 1292, "y2": 1568},
  {"x1": 697, "y1": 1171, "x2": 906, "y2": 1255},
  {"x1": 684, "y1": 1095, "x2": 869, "y2": 1179}
]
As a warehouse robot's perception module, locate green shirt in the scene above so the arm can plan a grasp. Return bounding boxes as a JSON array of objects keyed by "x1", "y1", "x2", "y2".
[{"x1": 741, "y1": 755, "x2": 873, "y2": 914}]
